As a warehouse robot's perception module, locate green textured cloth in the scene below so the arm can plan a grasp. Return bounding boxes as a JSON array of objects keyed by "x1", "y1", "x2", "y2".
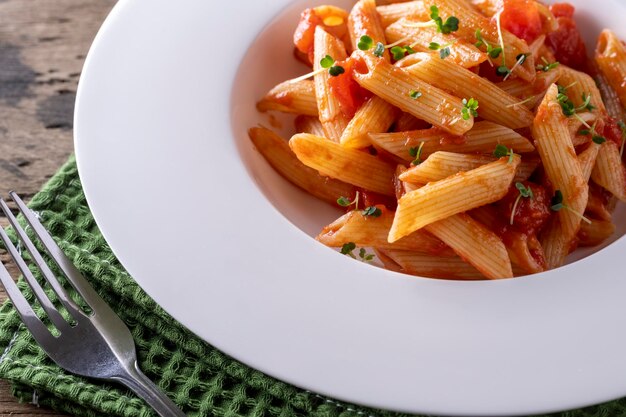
[{"x1": 0, "y1": 156, "x2": 625, "y2": 417}]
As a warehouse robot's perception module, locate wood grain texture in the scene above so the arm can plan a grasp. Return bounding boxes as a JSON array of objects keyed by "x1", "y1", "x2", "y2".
[{"x1": 0, "y1": 0, "x2": 116, "y2": 415}]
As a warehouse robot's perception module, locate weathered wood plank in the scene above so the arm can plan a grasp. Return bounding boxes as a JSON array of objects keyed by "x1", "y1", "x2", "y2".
[{"x1": 0, "y1": 0, "x2": 117, "y2": 415}]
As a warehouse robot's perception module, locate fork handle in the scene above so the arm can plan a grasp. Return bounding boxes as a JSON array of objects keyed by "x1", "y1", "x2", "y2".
[{"x1": 116, "y1": 361, "x2": 186, "y2": 417}]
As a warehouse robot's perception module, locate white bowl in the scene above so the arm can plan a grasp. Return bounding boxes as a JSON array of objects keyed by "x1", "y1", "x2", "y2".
[{"x1": 75, "y1": 0, "x2": 626, "y2": 415}]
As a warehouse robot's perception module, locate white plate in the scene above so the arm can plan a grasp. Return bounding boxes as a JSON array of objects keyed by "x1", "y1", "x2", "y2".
[{"x1": 74, "y1": 1, "x2": 626, "y2": 415}]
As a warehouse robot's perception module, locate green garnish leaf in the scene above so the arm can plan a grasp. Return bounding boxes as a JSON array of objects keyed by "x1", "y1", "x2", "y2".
[
  {"x1": 592, "y1": 135, "x2": 606, "y2": 145},
  {"x1": 391, "y1": 46, "x2": 407, "y2": 60},
  {"x1": 494, "y1": 144, "x2": 515, "y2": 163},
  {"x1": 439, "y1": 47, "x2": 451, "y2": 59},
  {"x1": 496, "y1": 65, "x2": 511, "y2": 77},
  {"x1": 516, "y1": 53, "x2": 528, "y2": 66},
  {"x1": 516, "y1": 182, "x2": 534, "y2": 199},
  {"x1": 409, "y1": 89, "x2": 422, "y2": 100},
  {"x1": 409, "y1": 142, "x2": 425, "y2": 165},
  {"x1": 341, "y1": 242, "x2": 357, "y2": 258},
  {"x1": 537, "y1": 57, "x2": 559, "y2": 72},
  {"x1": 578, "y1": 129, "x2": 591, "y2": 135},
  {"x1": 357, "y1": 35, "x2": 373, "y2": 51},
  {"x1": 362, "y1": 206, "x2": 382, "y2": 217},
  {"x1": 551, "y1": 189, "x2": 564, "y2": 211},
  {"x1": 328, "y1": 65, "x2": 345, "y2": 76},
  {"x1": 373, "y1": 42, "x2": 385, "y2": 57},
  {"x1": 475, "y1": 29, "x2": 501, "y2": 58},
  {"x1": 337, "y1": 196, "x2": 352, "y2": 207},
  {"x1": 430, "y1": 5, "x2": 459, "y2": 34},
  {"x1": 320, "y1": 55, "x2": 335, "y2": 68},
  {"x1": 429, "y1": 42, "x2": 440, "y2": 50},
  {"x1": 461, "y1": 98, "x2": 479, "y2": 120}
]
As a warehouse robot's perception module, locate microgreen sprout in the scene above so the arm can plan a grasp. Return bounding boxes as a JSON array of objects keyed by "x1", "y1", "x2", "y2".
[
  {"x1": 494, "y1": 144, "x2": 516, "y2": 164},
  {"x1": 390, "y1": 45, "x2": 416, "y2": 61},
  {"x1": 550, "y1": 190, "x2": 592, "y2": 224},
  {"x1": 510, "y1": 182, "x2": 534, "y2": 225},
  {"x1": 429, "y1": 41, "x2": 455, "y2": 59},
  {"x1": 409, "y1": 142, "x2": 425, "y2": 165},
  {"x1": 337, "y1": 191, "x2": 360, "y2": 209},
  {"x1": 341, "y1": 242, "x2": 375, "y2": 262},
  {"x1": 430, "y1": 5, "x2": 459, "y2": 34},
  {"x1": 579, "y1": 121, "x2": 606, "y2": 145},
  {"x1": 461, "y1": 98, "x2": 479, "y2": 120},
  {"x1": 409, "y1": 89, "x2": 422, "y2": 100},
  {"x1": 320, "y1": 55, "x2": 335, "y2": 68},
  {"x1": 536, "y1": 57, "x2": 559, "y2": 72},
  {"x1": 357, "y1": 35, "x2": 373, "y2": 51},
  {"x1": 362, "y1": 206, "x2": 382, "y2": 217},
  {"x1": 475, "y1": 29, "x2": 502, "y2": 58}
]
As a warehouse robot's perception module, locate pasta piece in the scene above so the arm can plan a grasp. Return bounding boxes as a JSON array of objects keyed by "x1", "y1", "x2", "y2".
[
  {"x1": 289, "y1": 133, "x2": 396, "y2": 195},
  {"x1": 578, "y1": 219, "x2": 616, "y2": 247},
  {"x1": 351, "y1": 51, "x2": 474, "y2": 135},
  {"x1": 340, "y1": 97, "x2": 398, "y2": 148},
  {"x1": 595, "y1": 68, "x2": 625, "y2": 121},
  {"x1": 470, "y1": 205, "x2": 547, "y2": 275},
  {"x1": 317, "y1": 208, "x2": 452, "y2": 254},
  {"x1": 374, "y1": 249, "x2": 405, "y2": 274},
  {"x1": 348, "y1": 0, "x2": 389, "y2": 61},
  {"x1": 591, "y1": 142, "x2": 626, "y2": 202},
  {"x1": 249, "y1": 127, "x2": 356, "y2": 205},
  {"x1": 558, "y1": 66, "x2": 607, "y2": 117},
  {"x1": 256, "y1": 80, "x2": 318, "y2": 116},
  {"x1": 425, "y1": 213, "x2": 513, "y2": 279},
  {"x1": 398, "y1": 52, "x2": 534, "y2": 129},
  {"x1": 468, "y1": 0, "x2": 498, "y2": 17},
  {"x1": 380, "y1": 249, "x2": 484, "y2": 280},
  {"x1": 389, "y1": 156, "x2": 520, "y2": 242},
  {"x1": 578, "y1": 143, "x2": 601, "y2": 182},
  {"x1": 496, "y1": 66, "x2": 561, "y2": 103},
  {"x1": 369, "y1": 121, "x2": 535, "y2": 162},
  {"x1": 595, "y1": 30, "x2": 626, "y2": 108},
  {"x1": 399, "y1": 151, "x2": 538, "y2": 184},
  {"x1": 294, "y1": 115, "x2": 325, "y2": 136},
  {"x1": 313, "y1": 27, "x2": 350, "y2": 141},
  {"x1": 385, "y1": 18, "x2": 487, "y2": 68},
  {"x1": 393, "y1": 112, "x2": 430, "y2": 132},
  {"x1": 410, "y1": 0, "x2": 536, "y2": 81},
  {"x1": 376, "y1": 1, "x2": 427, "y2": 29},
  {"x1": 533, "y1": 84, "x2": 588, "y2": 238}
]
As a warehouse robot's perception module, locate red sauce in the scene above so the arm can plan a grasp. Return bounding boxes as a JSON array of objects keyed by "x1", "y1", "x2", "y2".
[
  {"x1": 499, "y1": 0, "x2": 543, "y2": 43},
  {"x1": 328, "y1": 59, "x2": 371, "y2": 119},
  {"x1": 497, "y1": 181, "x2": 551, "y2": 236},
  {"x1": 602, "y1": 118, "x2": 625, "y2": 147},
  {"x1": 360, "y1": 189, "x2": 397, "y2": 211},
  {"x1": 545, "y1": 3, "x2": 588, "y2": 71},
  {"x1": 293, "y1": 9, "x2": 323, "y2": 65},
  {"x1": 439, "y1": 132, "x2": 467, "y2": 146}
]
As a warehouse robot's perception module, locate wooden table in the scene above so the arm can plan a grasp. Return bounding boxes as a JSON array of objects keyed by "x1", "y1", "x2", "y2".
[{"x1": 0, "y1": 0, "x2": 115, "y2": 414}]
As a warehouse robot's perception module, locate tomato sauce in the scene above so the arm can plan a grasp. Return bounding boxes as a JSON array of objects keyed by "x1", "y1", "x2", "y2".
[
  {"x1": 497, "y1": 181, "x2": 551, "y2": 236},
  {"x1": 293, "y1": 9, "x2": 323, "y2": 65},
  {"x1": 499, "y1": 0, "x2": 543, "y2": 43},
  {"x1": 360, "y1": 190, "x2": 398, "y2": 211},
  {"x1": 602, "y1": 118, "x2": 625, "y2": 147},
  {"x1": 545, "y1": 3, "x2": 588, "y2": 71},
  {"x1": 328, "y1": 59, "x2": 371, "y2": 119}
]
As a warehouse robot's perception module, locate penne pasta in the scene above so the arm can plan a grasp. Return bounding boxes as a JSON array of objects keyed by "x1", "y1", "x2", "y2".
[
  {"x1": 399, "y1": 151, "x2": 538, "y2": 184},
  {"x1": 384, "y1": 18, "x2": 488, "y2": 68},
  {"x1": 379, "y1": 249, "x2": 484, "y2": 280},
  {"x1": 578, "y1": 218, "x2": 616, "y2": 247},
  {"x1": 249, "y1": 127, "x2": 356, "y2": 205},
  {"x1": 294, "y1": 115, "x2": 325, "y2": 136},
  {"x1": 289, "y1": 133, "x2": 396, "y2": 196},
  {"x1": 348, "y1": 0, "x2": 389, "y2": 60},
  {"x1": 425, "y1": 213, "x2": 513, "y2": 279},
  {"x1": 257, "y1": 80, "x2": 318, "y2": 116},
  {"x1": 313, "y1": 27, "x2": 351, "y2": 141},
  {"x1": 558, "y1": 66, "x2": 607, "y2": 117},
  {"x1": 316, "y1": 208, "x2": 452, "y2": 254},
  {"x1": 340, "y1": 97, "x2": 398, "y2": 148},
  {"x1": 595, "y1": 29, "x2": 626, "y2": 108},
  {"x1": 369, "y1": 121, "x2": 535, "y2": 162},
  {"x1": 351, "y1": 51, "x2": 474, "y2": 135},
  {"x1": 398, "y1": 52, "x2": 534, "y2": 129},
  {"x1": 389, "y1": 156, "x2": 519, "y2": 242},
  {"x1": 376, "y1": 1, "x2": 427, "y2": 29},
  {"x1": 591, "y1": 141, "x2": 626, "y2": 202}
]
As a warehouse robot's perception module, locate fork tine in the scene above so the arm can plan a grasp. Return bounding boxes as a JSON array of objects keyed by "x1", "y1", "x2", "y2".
[
  {"x1": 0, "y1": 197, "x2": 83, "y2": 320},
  {"x1": 0, "y1": 226, "x2": 69, "y2": 331},
  {"x1": 0, "y1": 261, "x2": 55, "y2": 345},
  {"x1": 9, "y1": 192, "x2": 107, "y2": 311}
]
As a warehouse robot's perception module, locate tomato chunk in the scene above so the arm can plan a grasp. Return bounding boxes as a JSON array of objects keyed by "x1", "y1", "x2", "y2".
[
  {"x1": 293, "y1": 9, "x2": 323, "y2": 65},
  {"x1": 499, "y1": 0, "x2": 543, "y2": 43},
  {"x1": 546, "y1": 3, "x2": 588, "y2": 71},
  {"x1": 328, "y1": 59, "x2": 371, "y2": 119},
  {"x1": 497, "y1": 181, "x2": 551, "y2": 236},
  {"x1": 602, "y1": 118, "x2": 625, "y2": 147}
]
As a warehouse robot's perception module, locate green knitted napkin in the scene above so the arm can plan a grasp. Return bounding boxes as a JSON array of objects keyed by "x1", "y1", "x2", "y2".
[{"x1": 0, "y1": 156, "x2": 625, "y2": 417}]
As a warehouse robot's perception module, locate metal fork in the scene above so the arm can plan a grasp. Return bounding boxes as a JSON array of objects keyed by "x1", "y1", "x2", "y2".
[{"x1": 0, "y1": 192, "x2": 186, "y2": 417}]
